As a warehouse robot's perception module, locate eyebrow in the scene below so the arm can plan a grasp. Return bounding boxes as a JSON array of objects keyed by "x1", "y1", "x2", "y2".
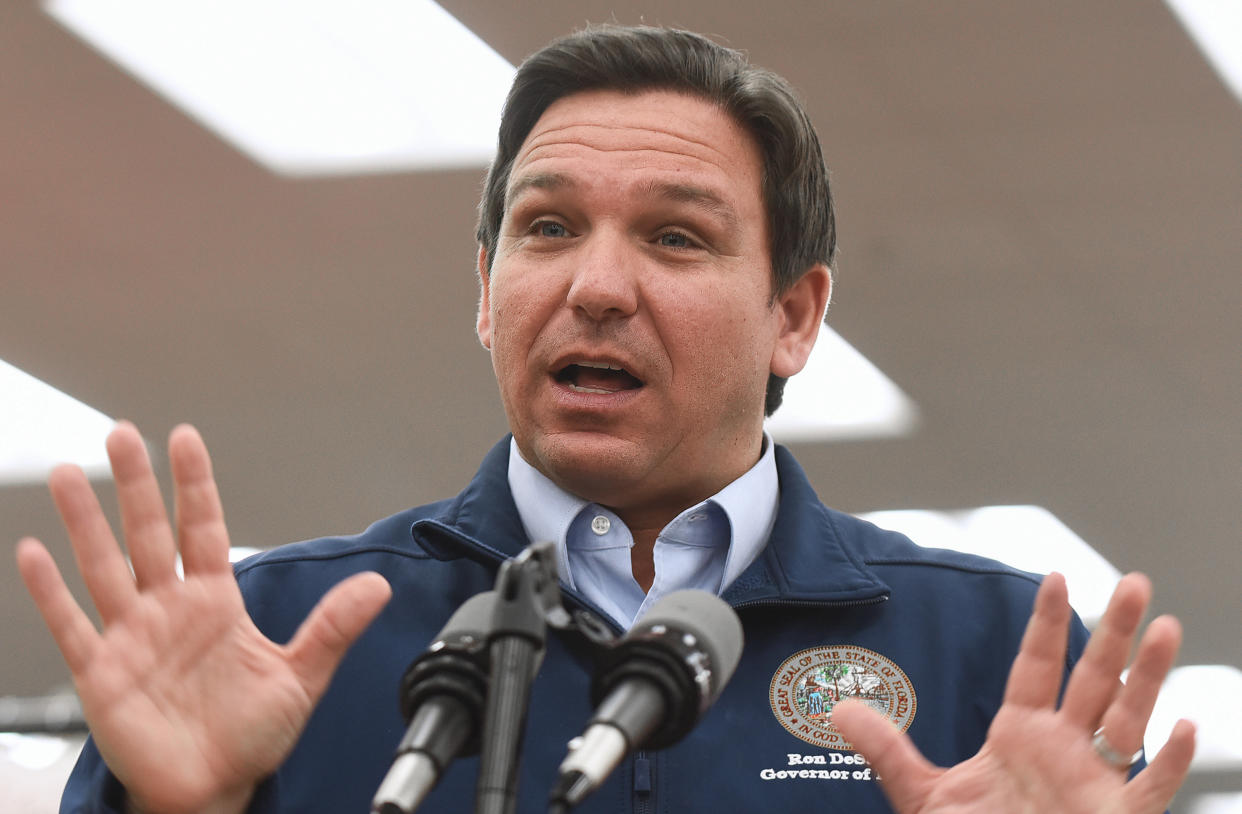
[
  {"x1": 505, "y1": 172, "x2": 573, "y2": 208},
  {"x1": 640, "y1": 180, "x2": 742, "y2": 233},
  {"x1": 506, "y1": 173, "x2": 742, "y2": 233}
]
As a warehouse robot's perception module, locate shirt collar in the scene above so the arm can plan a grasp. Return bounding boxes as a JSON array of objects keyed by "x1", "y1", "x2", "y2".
[
  {"x1": 507, "y1": 438, "x2": 589, "y2": 589},
  {"x1": 712, "y1": 434, "x2": 780, "y2": 589},
  {"x1": 506, "y1": 435, "x2": 779, "y2": 593}
]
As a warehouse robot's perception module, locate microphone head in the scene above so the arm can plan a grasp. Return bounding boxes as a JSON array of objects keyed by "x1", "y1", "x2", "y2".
[
  {"x1": 431, "y1": 590, "x2": 498, "y2": 648},
  {"x1": 399, "y1": 591, "x2": 495, "y2": 727},
  {"x1": 630, "y1": 590, "x2": 743, "y2": 703},
  {"x1": 592, "y1": 589, "x2": 743, "y2": 748}
]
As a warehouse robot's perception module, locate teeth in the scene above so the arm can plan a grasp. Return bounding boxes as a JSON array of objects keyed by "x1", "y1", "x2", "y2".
[
  {"x1": 569, "y1": 384, "x2": 614, "y2": 394},
  {"x1": 576, "y1": 361, "x2": 623, "y2": 371}
]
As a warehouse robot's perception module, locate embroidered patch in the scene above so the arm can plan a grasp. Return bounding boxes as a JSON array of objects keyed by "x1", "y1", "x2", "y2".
[{"x1": 769, "y1": 644, "x2": 917, "y2": 750}]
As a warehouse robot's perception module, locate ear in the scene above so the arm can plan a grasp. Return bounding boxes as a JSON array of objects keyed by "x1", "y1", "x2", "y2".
[
  {"x1": 476, "y1": 245, "x2": 493, "y2": 350},
  {"x1": 770, "y1": 264, "x2": 832, "y2": 378}
]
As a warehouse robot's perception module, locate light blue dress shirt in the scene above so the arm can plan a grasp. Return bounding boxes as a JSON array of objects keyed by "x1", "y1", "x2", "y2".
[{"x1": 507, "y1": 436, "x2": 779, "y2": 629}]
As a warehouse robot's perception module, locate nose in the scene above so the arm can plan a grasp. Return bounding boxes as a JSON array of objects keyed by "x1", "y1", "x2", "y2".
[{"x1": 565, "y1": 230, "x2": 639, "y2": 322}]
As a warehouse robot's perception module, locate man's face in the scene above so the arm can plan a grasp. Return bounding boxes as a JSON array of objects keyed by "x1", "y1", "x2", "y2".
[{"x1": 478, "y1": 89, "x2": 824, "y2": 525}]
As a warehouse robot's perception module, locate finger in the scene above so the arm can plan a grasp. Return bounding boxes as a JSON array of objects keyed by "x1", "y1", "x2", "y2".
[
  {"x1": 1095, "y1": 614, "x2": 1182, "y2": 762},
  {"x1": 49, "y1": 462, "x2": 137, "y2": 624},
  {"x1": 169, "y1": 424, "x2": 231, "y2": 576},
  {"x1": 286, "y1": 572, "x2": 392, "y2": 699},
  {"x1": 1003, "y1": 572, "x2": 1072, "y2": 709},
  {"x1": 1120, "y1": 718, "x2": 1196, "y2": 814},
  {"x1": 107, "y1": 421, "x2": 179, "y2": 589},
  {"x1": 1061, "y1": 573, "x2": 1151, "y2": 728},
  {"x1": 16, "y1": 538, "x2": 101, "y2": 675},
  {"x1": 831, "y1": 698, "x2": 939, "y2": 813}
]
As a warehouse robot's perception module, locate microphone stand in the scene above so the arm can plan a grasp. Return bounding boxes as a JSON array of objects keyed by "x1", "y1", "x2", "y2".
[{"x1": 473, "y1": 541, "x2": 565, "y2": 814}]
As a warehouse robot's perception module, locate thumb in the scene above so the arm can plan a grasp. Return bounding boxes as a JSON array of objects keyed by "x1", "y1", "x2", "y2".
[
  {"x1": 832, "y1": 698, "x2": 939, "y2": 813},
  {"x1": 286, "y1": 571, "x2": 392, "y2": 697}
]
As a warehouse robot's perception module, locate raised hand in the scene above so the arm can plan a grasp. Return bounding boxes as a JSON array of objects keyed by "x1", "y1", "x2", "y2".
[
  {"x1": 833, "y1": 572, "x2": 1196, "y2": 814},
  {"x1": 15, "y1": 422, "x2": 392, "y2": 814}
]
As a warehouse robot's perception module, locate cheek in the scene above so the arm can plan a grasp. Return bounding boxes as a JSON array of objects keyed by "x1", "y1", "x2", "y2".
[
  {"x1": 659, "y1": 296, "x2": 775, "y2": 389},
  {"x1": 488, "y1": 280, "x2": 554, "y2": 368},
  {"x1": 488, "y1": 279, "x2": 532, "y2": 340}
]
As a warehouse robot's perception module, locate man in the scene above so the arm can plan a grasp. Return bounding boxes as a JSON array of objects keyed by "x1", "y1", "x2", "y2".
[{"x1": 17, "y1": 25, "x2": 1194, "y2": 814}]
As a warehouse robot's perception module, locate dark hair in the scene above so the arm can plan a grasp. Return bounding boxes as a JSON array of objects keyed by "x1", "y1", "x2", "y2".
[{"x1": 476, "y1": 24, "x2": 835, "y2": 415}]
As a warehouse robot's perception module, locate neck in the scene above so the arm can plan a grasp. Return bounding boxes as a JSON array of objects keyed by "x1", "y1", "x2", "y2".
[{"x1": 628, "y1": 525, "x2": 660, "y2": 592}]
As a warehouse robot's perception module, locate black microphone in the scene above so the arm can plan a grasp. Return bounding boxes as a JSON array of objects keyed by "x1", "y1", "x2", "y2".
[
  {"x1": 371, "y1": 591, "x2": 496, "y2": 814},
  {"x1": 548, "y1": 590, "x2": 744, "y2": 811}
]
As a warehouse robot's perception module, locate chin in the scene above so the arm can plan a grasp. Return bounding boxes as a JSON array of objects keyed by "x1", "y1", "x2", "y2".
[{"x1": 527, "y1": 432, "x2": 648, "y2": 499}]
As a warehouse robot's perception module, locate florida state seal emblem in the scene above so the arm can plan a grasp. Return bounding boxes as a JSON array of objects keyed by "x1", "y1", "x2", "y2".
[{"x1": 769, "y1": 645, "x2": 917, "y2": 749}]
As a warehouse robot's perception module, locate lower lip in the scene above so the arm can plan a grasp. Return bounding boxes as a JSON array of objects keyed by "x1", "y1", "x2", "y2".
[{"x1": 549, "y1": 378, "x2": 645, "y2": 410}]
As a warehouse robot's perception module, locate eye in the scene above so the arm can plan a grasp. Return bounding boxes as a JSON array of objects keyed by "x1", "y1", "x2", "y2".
[
  {"x1": 533, "y1": 220, "x2": 569, "y2": 238},
  {"x1": 657, "y1": 231, "x2": 695, "y2": 249}
]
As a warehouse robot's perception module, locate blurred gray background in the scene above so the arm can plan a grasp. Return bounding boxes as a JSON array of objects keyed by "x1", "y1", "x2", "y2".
[{"x1": 2, "y1": 0, "x2": 1239, "y2": 810}]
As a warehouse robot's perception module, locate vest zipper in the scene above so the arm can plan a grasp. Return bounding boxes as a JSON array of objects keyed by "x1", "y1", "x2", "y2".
[{"x1": 633, "y1": 750, "x2": 652, "y2": 813}]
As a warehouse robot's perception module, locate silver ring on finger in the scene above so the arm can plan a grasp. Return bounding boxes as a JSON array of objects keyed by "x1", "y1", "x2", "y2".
[{"x1": 1092, "y1": 727, "x2": 1143, "y2": 771}]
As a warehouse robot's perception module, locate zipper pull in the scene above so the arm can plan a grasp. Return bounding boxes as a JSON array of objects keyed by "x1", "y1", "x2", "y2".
[{"x1": 634, "y1": 754, "x2": 652, "y2": 794}]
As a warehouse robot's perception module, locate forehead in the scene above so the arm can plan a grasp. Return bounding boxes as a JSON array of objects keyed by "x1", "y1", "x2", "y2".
[{"x1": 506, "y1": 89, "x2": 764, "y2": 210}]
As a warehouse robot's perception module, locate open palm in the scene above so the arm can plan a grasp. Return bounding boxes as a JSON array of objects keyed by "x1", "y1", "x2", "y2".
[
  {"x1": 834, "y1": 572, "x2": 1196, "y2": 814},
  {"x1": 16, "y1": 423, "x2": 390, "y2": 814}
]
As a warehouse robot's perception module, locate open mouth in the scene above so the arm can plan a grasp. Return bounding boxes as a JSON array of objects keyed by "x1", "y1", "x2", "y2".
[{"x1": 555, "y1": 362, "x2": 644, "y2": 394}]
